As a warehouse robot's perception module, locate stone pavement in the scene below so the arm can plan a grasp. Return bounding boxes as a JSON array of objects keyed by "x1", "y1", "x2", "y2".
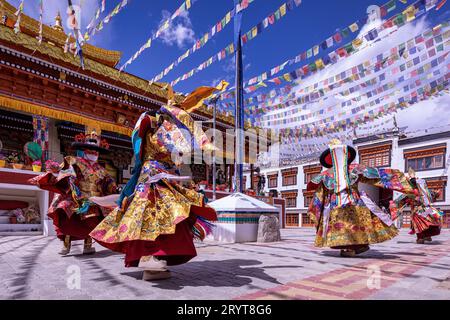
[{"x1": 0, "y1": 229, "x2": 449, "y2": 300}]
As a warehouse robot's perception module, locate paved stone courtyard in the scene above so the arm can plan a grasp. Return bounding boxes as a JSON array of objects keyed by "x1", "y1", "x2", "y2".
[{"x1": 1, "y1": 228, "x2": 450, "y2": 300}]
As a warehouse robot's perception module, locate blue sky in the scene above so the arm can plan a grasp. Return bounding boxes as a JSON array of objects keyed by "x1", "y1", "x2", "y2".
[{"x1": 13, "y1": 0, "x2": 447, "y2": 94}]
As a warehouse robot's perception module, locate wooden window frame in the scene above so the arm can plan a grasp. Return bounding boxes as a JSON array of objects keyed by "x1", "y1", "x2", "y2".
[
  {"x1": 303, "y1": 164, "x2": 322, "y2": 184},
  {"x1": 424, "y1": 177, "x2": 447, "y2": 202},
  {"x1": 404, "y1": 144, "x2": 446, "y2": 172},
  {"x1": 358, "y1": 143, "x2": 392, "y2": 168},
  {"x1": 286, "y1": 213, "x2": 299, "y2": 227},
  {"x1": 268, "y1": 174, "x2": 278, "y2": 188},
  {"x1": 281, "y1": 191, "x2": 298, "y2": 208},
  {"x1": 303, "y1": 189, "x2": 315, "y2": 208},
  {"x1": 282, "y1": 174, "x2": 297, "y2": 186}
]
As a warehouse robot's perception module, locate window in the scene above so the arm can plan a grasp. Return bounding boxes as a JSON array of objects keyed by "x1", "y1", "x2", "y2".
[
  {"x1": 283, "y1": 174, "x2": 297, "y2": 186},
  {"x1": 281, "y1": 191, "x2": 298, "y2": 208},
  {"x1": 302, "y1": 213, "x2": 313, "y2": 226},
  {"x1": 304, "y1": 195, "x2": 314, "y2": 208},
  {"x1": 305, "y1": 172, "x2": 318, "y2": 184},
  {"x1": 303, "y1": 190, "x2": 315, "y2": 208},
  {"x1": 281, "y1": 168, "x2": 298, "y2": 186},
  {"x1": 359, "y1": 144, "x2": 392, "y2": 168},
  {"x1": 406, "y1": 155, "x2": 444, "y2": 171},
  {"x1": 404, "y1": 144, "x2": 446, "y2": 172},
  {"x1": 268, "y1": 175, "x2": 278, "y2": 188},
  {"x1": 304, "y1": 165, "x2": 322, "y2": 184},
  {"x1": 286, "y1": 213, "x2": 299, "y2": 227},
  {"x1": 360, "y1": 150, "x2": 390, "y2": 167},
  {"x1": 424, "y1": 177, "x2": 447, "y2": 202},
  {"x1": 431, "y1": 187, "x2": 445, "y2": 202},
  {"x1": 252, "y1": 176, "x2": 259, "y2": 189},
  {"x1": 286, "y1": 197, "x2": 297, "y2": 208}
]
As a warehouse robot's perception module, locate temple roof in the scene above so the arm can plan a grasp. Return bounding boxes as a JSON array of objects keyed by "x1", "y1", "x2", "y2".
[
  {"x1": 1, "y1": 0, "x2": 122, "y2": 67},
  {"x1": 0, "y1": 0, "x2": 250, "y2": 128}
]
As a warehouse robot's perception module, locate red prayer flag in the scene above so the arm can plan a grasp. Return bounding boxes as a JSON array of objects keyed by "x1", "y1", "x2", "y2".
[
  {"x1": 337, "y1": 47, "x2": 347, "y2": 57},
  {"x1": 333, "y1": 32, "x2": 342, "y2": 43}
]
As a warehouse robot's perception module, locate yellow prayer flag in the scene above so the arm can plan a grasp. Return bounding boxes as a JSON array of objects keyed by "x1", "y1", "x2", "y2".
[
  {"x1": 226, "y1": 12, "x2": 231, "y2": 24},
  {"x1": 403, "y1": 6, "x2": 416, "y2": 22},
  {"x1": 315, "y1": 59, "x2": 324, "y2": 69},
  {"x1": 280, "y1": 3, "x2": 287, "y2": 16},
  {"x1": 162, "y1": 19, "x2": 170, "y2": 31},
  {"x1": 349, "y1": 23, "x2": 359, "y2": 32},
  {"x1": 283, "y1": 73, "x2": 292, "y2": 82},
  {"x1": 186, "y1": 0, "x2": 191, "y2": 9},
  {"x1": 352, "y1": 37, "x2": 363, "y2": 48},
  {"x1": 252, "y1": 26, "x2": 257, "y2": 38}
]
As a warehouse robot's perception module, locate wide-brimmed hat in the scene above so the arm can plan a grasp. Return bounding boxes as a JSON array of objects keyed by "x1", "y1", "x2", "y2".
[
  {"x1": 319, "y1": 140, "x2": 356, "y2": 168},
  {"x1": 71, "y1": 131, "x2": 110, "y2": 153}
]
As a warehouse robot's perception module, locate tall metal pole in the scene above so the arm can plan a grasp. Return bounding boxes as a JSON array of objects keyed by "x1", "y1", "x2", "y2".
[
  {"x1": 234, "y1": 30, "x2": 244, "y2": 194},
  {"x1": 233, "y1": 0, "x2": 244, "y2": 194},
  {"x1": 212, "y1": 97, "x2": 217, "y2": 200}
]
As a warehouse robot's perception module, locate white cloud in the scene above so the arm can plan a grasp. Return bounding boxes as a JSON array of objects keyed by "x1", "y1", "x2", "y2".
[
  {"x1": 159, "y1": 10, "x2": 195, "y2": 49},
  {"x1": 222, "y1": 54, "x2": 248, "y2": 73}
]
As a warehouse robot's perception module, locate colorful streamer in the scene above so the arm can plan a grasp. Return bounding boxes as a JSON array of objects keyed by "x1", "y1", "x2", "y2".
[
  {"x1": 151, "y1": 0, "x2": 258, "y2": 82},
  {"x1": 170, "y1": 0, "x2": 303, "y2": 86},
  {"x1": 257, "y1": 30, "x2": 449, "y2": 120},
  {"x1": 32, "y1": 115, "x2": 49, "y2": 161},
  {"x1": 217, "y1": 0, "x2": 431, "y2": 105},
  {"x1": 37, "y1": 0, "x2": 43, "y2": 44},
  {"x1": 84, "y1": 0, "x2": 128, "y2": 42},
  {"x1": 13, "y1": 0, "x2": 24, "y2": 34},
  {"x1": 275, "y1": 71, "x2": 449, "y2": 137},
  {"x1": 85, "y1": 0, "x2": 107, "y2": 36},
  {"x1": 262, "y1": 53, "x2": 448, "y2": 127}
]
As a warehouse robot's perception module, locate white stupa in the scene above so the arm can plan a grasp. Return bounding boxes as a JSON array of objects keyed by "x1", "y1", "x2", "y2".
[{"x1": 208, "y1": 192, "x2": 279, "y2": 243}]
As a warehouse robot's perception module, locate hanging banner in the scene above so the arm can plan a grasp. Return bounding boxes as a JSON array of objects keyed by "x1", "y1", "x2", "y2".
[
  {"x1": 275, "y1": 71, "x2": 449, "y2": 138},
  {"x1": 259, "y1": 37, "x2": 448, "y2": 122},
  {"x1": 217, "y1": 0, "x2": 432, "y2": 105},
  {"x1": 13, "y1": 0, "x2": 24, "y2": 34},
  {"x1": 37, "y1": 0, "x2": 44, "y2": 44},
  {"x1": 84, "y1": 0, "x2": 129, "y2": 42},
  {"x1": 85, "y1": 0, "x2": 107, "y2": 35},
  {"x1": 151, "y1": 0, "x2": 258, "y2": 82},
  {"x1": 32, "y1": 116, "x2": 49, "y2": 162},
  {"x1": 248, "y1": 20, "x2": 448, "y2": 117},
  {"x1": 170, "y1": 0, "x2": 303, "y2": 86}
]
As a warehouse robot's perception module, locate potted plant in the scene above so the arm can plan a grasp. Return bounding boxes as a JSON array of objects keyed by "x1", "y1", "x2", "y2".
[
  {"x1": 32, "y1": 160, "x2": 42, "y2": 172},
  {"x1": 45, "y1": 159, "x2": 60, "y2": 175},
  {"x1": 0, "y1": 153, "x2": 6, "y2": 168},
  {"x1": 9, "y1": 215, "x2": 17, "y2": 224},
  {"x1": 7, "y1": 152, "x2": 24, "y2": 170},
  {"x1": 9, "y1": 209, "x2": 25, "y2": 224}
]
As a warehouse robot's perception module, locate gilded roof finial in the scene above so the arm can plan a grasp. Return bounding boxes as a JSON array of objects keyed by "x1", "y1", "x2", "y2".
[
  {"x1": 53, "y1": 11, "x2": 65, "y2": 33},
  {"x1": 328, "y1": 139, "x2": 342, "y2": 147}
]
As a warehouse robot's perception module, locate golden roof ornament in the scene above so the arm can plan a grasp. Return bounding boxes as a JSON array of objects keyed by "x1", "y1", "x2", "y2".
[
  {"x1": 328, "y1": 138, "x2": 342, "y2": 147},
  {"x1": 53, "y1": 11, "x2": 65, "y2": 33}
]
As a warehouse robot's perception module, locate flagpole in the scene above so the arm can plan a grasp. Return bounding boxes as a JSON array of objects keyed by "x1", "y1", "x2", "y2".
[{"x1": 235, "y1": 29, "x2": 244, "y2": 193}]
